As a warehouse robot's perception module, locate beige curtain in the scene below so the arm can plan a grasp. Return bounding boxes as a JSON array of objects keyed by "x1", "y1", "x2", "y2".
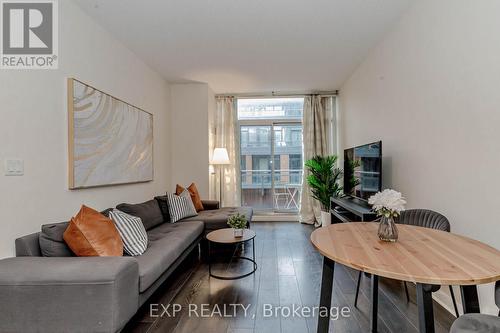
[
  {"x1": 211, "y1": 97, "x2": 241, "y2": 207},
  {"x1": 299, "y1": 95, "x2": 335, "y2": 225}
]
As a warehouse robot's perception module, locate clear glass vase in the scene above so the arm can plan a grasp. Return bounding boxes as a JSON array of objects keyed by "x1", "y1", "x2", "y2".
[{"x1": 378, "y1": 216, "x2": 398, "y2": 242}]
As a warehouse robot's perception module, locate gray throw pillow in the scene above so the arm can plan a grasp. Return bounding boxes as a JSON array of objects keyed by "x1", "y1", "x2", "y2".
[
  {"x1": 39, "y1": 222, "x2": 74, "y2": 257},
  {"x1": 154, "y1": 196, "x2": 171, "y2": 222},
  {"x1": 116, "y1": 200, "x2": 164, "y2": 230}
]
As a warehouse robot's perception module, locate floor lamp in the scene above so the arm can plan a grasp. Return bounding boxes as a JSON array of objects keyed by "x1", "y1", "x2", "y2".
[{"x1": 210, "y1": 148, "x2": 230, "y2": 206}]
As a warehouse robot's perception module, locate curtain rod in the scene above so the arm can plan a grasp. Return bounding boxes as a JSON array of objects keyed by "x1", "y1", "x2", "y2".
[{"x1": 215, "y1": 90, "x2": 339, "y2": 98}]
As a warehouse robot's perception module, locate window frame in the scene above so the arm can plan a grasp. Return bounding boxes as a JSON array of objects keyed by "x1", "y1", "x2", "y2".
[{"x1": 237, "y1": 97, "x2": 304, "y2": 213}]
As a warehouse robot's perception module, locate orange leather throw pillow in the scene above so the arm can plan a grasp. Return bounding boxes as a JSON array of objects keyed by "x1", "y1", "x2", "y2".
[
  {"x1": 63, "y1": 205, "x2": 123, "y2": 256},
  {"x1": 176, "y1": 183, "x2": 204, "y2": 212}
]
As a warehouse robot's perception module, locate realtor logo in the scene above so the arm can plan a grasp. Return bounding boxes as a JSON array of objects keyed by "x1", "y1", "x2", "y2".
[{"x1": 1, "y1": 0, "x2": 58, "y2": 69}]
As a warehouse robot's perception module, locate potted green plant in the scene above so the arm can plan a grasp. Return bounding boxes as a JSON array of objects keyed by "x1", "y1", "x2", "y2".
[
  {"x1": 227, "y1": 213, "x2": 247, "y2": 237},
  {"x1": 305, "y1": 155, "x2": 343, "y2": 227}
]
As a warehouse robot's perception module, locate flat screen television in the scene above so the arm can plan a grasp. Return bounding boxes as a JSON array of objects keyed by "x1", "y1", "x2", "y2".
[{"x1": 343, "y1": 141, "x2": 382, "y2": 201}]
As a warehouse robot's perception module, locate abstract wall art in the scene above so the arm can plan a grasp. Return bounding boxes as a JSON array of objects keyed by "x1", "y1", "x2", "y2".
[{"x1": 68, "y1": 78, "x2": 153, "y2": 189}]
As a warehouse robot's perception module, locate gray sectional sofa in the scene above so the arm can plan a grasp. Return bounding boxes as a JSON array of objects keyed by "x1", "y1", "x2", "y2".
[{"x1": 0, "y1": 198, "x2": 252, "y2": 333}]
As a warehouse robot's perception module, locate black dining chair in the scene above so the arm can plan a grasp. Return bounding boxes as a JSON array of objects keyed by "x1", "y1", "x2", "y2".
[
  {"x1": 449, "y1": 281, "x2": 500, "y2": 332},
  {"x1": 354, "y1": 209, "x2": 461, "y2": 318}
]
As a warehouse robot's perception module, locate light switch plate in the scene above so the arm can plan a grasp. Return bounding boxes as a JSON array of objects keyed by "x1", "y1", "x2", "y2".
[{"x1": 4, "y1": 159, "x2": 24, "y2": 176}]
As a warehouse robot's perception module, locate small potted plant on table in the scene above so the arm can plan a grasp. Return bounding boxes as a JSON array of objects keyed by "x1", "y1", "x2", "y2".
[{"x1": 227, "y1": 213, "x2": 247, "y2": 237}]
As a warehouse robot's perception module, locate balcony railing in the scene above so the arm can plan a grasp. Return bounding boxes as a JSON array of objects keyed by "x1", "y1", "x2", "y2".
[
  {"x1": 241, "y1": 169, "x2": 303, "y2": 188},
  {"x1": 240, "y1": 169, "x2": 303, "y2": 211}
]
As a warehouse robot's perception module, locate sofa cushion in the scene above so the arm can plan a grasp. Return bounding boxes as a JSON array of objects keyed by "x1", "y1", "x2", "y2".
[
  {"x1": 116, "y1": 200, "x2": 163, "y2": 230},
  {"x1": 136, "y1": 221, "x2": 203, "y2": 292},
  {"x1": 179, "y1": 207, "x2": 253, "y2": 231},
  {"x1": 154, "y1": 196, "x2": 171, "y2": 222},
  {"x1": 39, "y1": 222, "x2": 74, "y2": 257},
  {"x1": 200, "y1": 200, "x2": 219, "y2": 210},
  {"x1": 63, "y1": 205, "x2": 123, "y2": 257}
]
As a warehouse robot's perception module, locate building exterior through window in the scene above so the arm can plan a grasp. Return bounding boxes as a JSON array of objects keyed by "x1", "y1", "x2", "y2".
[{"x1": 238, "y1": 98, "x2": 304, "y2": 214}]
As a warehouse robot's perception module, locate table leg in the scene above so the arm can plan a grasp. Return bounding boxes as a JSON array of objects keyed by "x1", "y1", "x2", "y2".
[
  {"x1": 460, "y1": 285, "x2": 480, "y2": 314},
  {"x1": 371, "y1": 275, "x2": 378, "y2": 332},
  {"x1": 252, "y1": 238, "x2": 256, "y2": 269},
  {"x1": 416, "y1": 283, "x2": 435, "y2": 333},
  {"x1": 317, "y1": 257, "x2": 335, "y2": 333},
  {"x1": 208, "y1": 240, "x2": 212, "y2": 276}
]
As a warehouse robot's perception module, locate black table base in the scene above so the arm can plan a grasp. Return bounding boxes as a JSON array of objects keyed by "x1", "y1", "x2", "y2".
[
  {"x1": 416, "y1": 283, "x2": 438, "y2": 333},
  {"x1": 370, "y1": 275, "x2": 379, "y2": 332},
  {"x1": 317, "y1": 256, "x2": 481, "y2": 333},
  {"x1": 460, "y1": 285, "x2": 480, "y2": 314},
  {"x1": 208, "y1": 238, "x2": 257, "y2": 280},
  {"x1": 317, "y1": 257, "x2": 335, "y2": 333}
]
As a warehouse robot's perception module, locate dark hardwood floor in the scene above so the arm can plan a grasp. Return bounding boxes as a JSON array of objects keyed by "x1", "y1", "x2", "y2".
[{"x1": 124, "y1": 222, "x2": 455, "y2": 333}]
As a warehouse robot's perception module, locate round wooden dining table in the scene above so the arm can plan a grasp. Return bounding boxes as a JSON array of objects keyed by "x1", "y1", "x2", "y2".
[{"x1": 310, "y1": 222, "x2": 500, "y2": 333}]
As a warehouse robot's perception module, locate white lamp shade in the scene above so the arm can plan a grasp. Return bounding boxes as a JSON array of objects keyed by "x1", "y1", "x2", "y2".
[{"x1": 211, "y1": 148, "x2": 230, "y2": 165}]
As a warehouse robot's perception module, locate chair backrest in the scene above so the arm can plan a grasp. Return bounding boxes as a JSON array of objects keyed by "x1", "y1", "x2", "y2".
[
  {"x1": 273, "y1": 182, "x2": 288, "y2": 194},
  {"x1": 397, "y1": 209, "x2": 450, "y2": 232}
]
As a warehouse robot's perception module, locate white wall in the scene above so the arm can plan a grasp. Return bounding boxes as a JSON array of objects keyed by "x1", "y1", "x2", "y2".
[
  {"x1": 338, "y1": 0, "x2": 500, "y2": 315},
  {"x1": 170, "y1": 83, "x2": 214, "y2": 198},
  {"x1": 0, "y1": 1, "x2": 172, "y2": 258}
]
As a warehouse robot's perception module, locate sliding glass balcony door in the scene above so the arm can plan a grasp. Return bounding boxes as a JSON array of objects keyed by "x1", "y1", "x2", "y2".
[
  {"x1": 238, "y1": 98, "x2": 304, "y2": 214},
  {"x1": 273, "y1": 124, "x2": 303, "y2": 212},
  {"x1": 240, "y1": 125, "x2": 274, "y2": 211}
]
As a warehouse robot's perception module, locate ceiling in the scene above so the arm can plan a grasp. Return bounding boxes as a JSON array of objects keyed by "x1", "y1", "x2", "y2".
[{"x1": 75, "y1": 0, "x2": 412, "y2": 94}]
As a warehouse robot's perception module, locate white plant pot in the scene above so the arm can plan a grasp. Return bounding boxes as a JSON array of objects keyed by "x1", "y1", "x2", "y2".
[
  {"x1": 321, "y1": 211, "x2": 331, "y2": 227},
  {"x1": 233, "y1": 228, "x2": 244, "y2": 238}
]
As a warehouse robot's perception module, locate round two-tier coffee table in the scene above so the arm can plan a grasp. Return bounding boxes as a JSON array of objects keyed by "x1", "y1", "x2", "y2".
[{"x1": 206, "y1": 228, "x2": 257, "y2": 280}]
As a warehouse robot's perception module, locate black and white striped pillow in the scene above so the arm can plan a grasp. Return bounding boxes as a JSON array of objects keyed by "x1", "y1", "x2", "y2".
[
  {"x1": 108, "y1": 209, "x2": 148, "y2": 256},
  {"x1": 166, "y1": 190, "x2": 198, "y2": 223}
]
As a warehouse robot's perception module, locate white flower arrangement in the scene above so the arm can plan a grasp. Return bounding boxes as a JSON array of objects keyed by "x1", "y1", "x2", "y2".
[{"x1": 368, "y1": 189, "x2": 406, "y2": 218}]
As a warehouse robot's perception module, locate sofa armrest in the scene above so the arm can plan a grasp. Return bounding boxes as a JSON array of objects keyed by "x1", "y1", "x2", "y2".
[
  {"x1": 0, "y1": 257, "x2": 139, "y2": 333},
  {"x1": 202, "y1": 200, "x2": 220, "y2": 210}
]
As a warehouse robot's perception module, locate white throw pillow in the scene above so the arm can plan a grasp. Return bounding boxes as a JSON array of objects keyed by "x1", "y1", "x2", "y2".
[
  {"x1": 166, "y1": 190, "x2": 198, "y2": 223},
  {"x1": 108, "y1": 209, "x2": 148, "y2": 256}
]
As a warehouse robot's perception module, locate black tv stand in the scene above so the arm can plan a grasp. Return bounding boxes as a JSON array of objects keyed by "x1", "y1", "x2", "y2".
[{"x1": 330, "y1": 196, "x2": 377, "y2": 223}]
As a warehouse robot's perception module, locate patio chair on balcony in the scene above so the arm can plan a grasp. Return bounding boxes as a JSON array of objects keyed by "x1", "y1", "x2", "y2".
[
  {"x1": 285, "y1": 184, "x2": 301, "y2": 210},
  {"x1": 273, "y1": 183, "x2": 291, "y2": 210}
]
